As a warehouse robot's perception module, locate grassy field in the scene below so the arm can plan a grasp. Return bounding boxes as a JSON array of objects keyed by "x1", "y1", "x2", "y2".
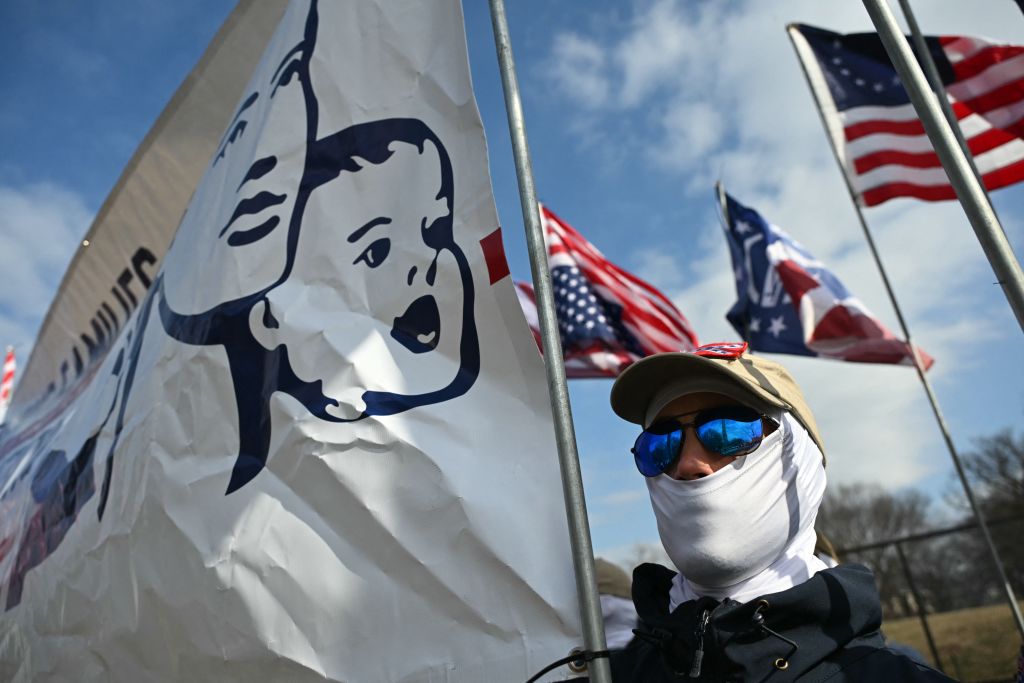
[{"x1": 884, "y1": 603, "x2": 1022, "y2": 682}]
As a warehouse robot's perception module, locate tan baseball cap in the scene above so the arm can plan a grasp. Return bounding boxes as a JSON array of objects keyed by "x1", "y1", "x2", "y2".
[
  {"x1": 610, "y1": 342, "x2": 826, "y2": 460},
  {"x1": 594, "y1": 558, "x2": 632, "y2": 600}
]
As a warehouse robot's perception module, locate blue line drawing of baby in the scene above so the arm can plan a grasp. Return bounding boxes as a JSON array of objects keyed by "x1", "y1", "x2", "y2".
[{"x1": 96, "y1": 0, "x2": 480, "y2": 511}]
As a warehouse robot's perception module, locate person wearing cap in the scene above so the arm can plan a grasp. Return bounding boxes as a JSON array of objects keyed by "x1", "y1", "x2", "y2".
[
  {"x1": 595, "y1": 558, "x2": 639, "y2": 651},
  {"x1": 601, "y1": 342, "x2": 951, "y2": 682}
]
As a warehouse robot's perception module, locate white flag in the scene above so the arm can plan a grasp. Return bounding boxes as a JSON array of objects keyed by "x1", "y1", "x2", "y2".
[
  {"x1": 10, "y1": 1, "x2": 290, "y2": 417},
  {"x1": 0, "y1": 1, "x2": 583, "y2": 680}
]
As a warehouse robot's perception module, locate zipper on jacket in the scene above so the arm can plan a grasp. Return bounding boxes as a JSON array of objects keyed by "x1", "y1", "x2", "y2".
[{"x1": 689, "y1": 609, "x2": 710, "y2": 678}]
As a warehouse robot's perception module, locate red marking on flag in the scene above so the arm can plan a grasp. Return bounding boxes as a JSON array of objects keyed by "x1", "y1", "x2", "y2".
[
  {"x1": 480, "y1": 228, "x2": 510, "y2": 285},
  {"x1": 0, "y1": 536, "x2": 13, "y2": 565},
  {"x1": 861, "y1": 156, "x2": 1024, "y2": 205},
  {"x1": 811, "y1": 307, "x2": 934, "y2": 369},
  {"x1": 854, "y1": 128, "x2": 1013, "y2": 174},
  {"x1": 951, "y1": 46, "x2": 1024, "y2": 81},
  {"x1": 775, "y1": 259, "x2": 819, "y2": 307}
]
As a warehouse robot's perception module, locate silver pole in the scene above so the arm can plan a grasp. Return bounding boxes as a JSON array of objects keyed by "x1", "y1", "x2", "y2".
[
  {"x1": 788, "y1": 26, "x2": 1024, "y2": 640},
  {"x1": 715, "y1": 181, "x2": 732, "y2": 232},
  {"x1": 862, "y1": 0, "x2": 1024, "y2": 333},
  {"x1": 487, "y1": 1, "x2": 612, "y2": 680},
  {"x1": 896, "y1": 0, "x2": 994, "y2": 212},
  {"x1": 895, "y1": 542, "x2": 944, "y2": 672}
]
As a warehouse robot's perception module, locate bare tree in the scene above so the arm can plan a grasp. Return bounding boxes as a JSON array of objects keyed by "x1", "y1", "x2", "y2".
[
  {"x1": 956, "y1": 428, "x2": 1024, "y2": 515},
  {"x1": 817, "y1": 483, "x2": 940, "y2": 616},
  {"x1": 945, "y1": 428, "x2": 1024, "y2": 600},
  {"x1": 818, "y1": 483, "x2": 934, "y2": 548}
]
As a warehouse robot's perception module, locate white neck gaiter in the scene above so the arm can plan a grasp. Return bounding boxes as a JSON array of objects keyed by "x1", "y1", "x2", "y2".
[{"x1": 645, "y1": 412, "x2": 828, "y2": 608}]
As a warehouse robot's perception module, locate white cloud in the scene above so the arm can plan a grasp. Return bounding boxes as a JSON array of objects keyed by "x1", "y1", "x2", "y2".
[
  {"x1": 614, "y1": 0, "x2": 702, "y2": 107},
  {"x1": 547, "y1": 33, "x2": 610, "y2": 109},
  {"x1": 0, "y1": 183, "x2": 92, "y2": 354},
  {"x1": 648, "y1": 101, "x2": 726, "y2": 173},
  {"x1": 631, "y1": 246, "x2": 688, "y2": 291}
]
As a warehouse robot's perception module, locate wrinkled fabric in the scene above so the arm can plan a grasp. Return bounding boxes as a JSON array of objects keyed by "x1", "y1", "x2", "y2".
[
  {"x1": 646, "y1": 412, "x2": 827, "y2": 604},
  {"x1": 0, "y1": 1, "x2": 584, "y2": 680},
  {"x1": 600, "y1": 595, "x2": 638, "y2": 650}
]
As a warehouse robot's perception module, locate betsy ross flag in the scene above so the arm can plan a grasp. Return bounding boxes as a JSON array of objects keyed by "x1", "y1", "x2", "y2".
[
  {"x1": 0, "y1": 347, "x2": 13, "y2": 424},
  {"x1": 515, "y1": 205, "x2": 698, "y2": 378},
  {"x1": 789, "y1": 23, "x2": 1024, "y2": 206},
  {"x1": 721, "y1": 191, "x2": 933, "y2": 368}
]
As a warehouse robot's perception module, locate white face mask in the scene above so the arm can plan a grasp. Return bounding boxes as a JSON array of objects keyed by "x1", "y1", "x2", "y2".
[{"x1": 646, "y1": 413, "x2": 826, "y2": 601}]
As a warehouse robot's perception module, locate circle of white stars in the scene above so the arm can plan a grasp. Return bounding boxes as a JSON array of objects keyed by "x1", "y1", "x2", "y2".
[{"x1": 825, "y1": 38, "x2": 896, "y2": 97}]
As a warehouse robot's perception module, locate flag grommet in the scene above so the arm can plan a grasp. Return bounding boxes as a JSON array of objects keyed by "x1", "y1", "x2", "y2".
[{"x1": 567, "y1": 647, "x2": 588, "y2": 673}]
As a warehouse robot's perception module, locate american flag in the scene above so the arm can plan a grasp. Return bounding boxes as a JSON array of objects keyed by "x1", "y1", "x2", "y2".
[
  {"x1": 789, "y1": 23, "x2": 1024, "y2": 207},
  {"x1": 515, "y1": 205, "x2": 698, "y2": 379},
  {"x1": 721, "y1": 191, "x2": 933, "y2": 368},
  {"x1": 0, "y1": 347, "x2": 14, "y2": 424}
]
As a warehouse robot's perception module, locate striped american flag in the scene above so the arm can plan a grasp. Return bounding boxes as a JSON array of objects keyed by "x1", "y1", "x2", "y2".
[
  {"x1": 0, "y1": 347, "x2": 14, "y2": 424},
  {"x1": 790, "y1": 23, "x2": 1024, "y2": 207},
  {"x1": 515, "y1": 205, "x2": 698, "y2": 378}
]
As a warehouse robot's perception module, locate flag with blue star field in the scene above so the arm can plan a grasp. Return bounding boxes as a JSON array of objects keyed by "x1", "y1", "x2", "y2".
[
  {"x1": 515, "y1": 205, "x2": 698, "y2": 378},
  {"x1": 789, "y1": 23, "x2": 1024, "y2": 206},
  {"x1": 721, "y1": 190, "x2": 933, "y2": 368}
]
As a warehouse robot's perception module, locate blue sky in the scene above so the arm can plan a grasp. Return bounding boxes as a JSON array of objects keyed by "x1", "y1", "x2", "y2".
[{"x1": 2, "y1": 0, "x2": 1023, "y2": 563}]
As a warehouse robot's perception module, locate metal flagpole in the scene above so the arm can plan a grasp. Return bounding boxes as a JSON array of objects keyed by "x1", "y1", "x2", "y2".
[
  {"x1": 862, "y1": 0, "x2": 1024, "y2": 334},
  {"x1": 895, "y1": 542, "x2": 945, "y2": 673},
  {"x1": 487, "y1": 1, "x2": 613, "y2": 680},
  {"x1": 895, "y1": 0, "x2": 993, "y2": 208},
  {"x1": 787, "y1": 26, "x2": 1024, "y2": 640},
  {"x1": 715, "y1": 181, "x2": 732, "y2": 243}
]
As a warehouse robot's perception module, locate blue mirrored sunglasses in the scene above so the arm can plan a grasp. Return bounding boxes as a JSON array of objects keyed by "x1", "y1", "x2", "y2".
[{"x1": 631, "y1": 405, "x2": 771, "y2": 477}]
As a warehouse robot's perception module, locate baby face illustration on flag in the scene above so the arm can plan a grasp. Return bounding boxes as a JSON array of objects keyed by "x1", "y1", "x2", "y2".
[
  {"x1": 151, "y1": 0, "x2": 480, "y2": 491},
  {"x1": 250, "y1": 129, "x2": 473, "y2": 420}
]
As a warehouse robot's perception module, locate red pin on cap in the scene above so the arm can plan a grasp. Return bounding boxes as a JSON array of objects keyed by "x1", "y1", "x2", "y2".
[{"x1": 691, "y1": 342, "x2": 748, "y2": 359}]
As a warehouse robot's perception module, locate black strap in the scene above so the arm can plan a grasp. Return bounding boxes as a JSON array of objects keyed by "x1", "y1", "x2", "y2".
[{"x1": 524, "y1": 648, "x2": 612, "y2": 683}]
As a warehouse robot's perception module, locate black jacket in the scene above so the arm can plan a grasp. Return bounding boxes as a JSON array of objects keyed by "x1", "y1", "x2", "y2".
[{"x1": 602, "y1": 562, "x2": 953, "y2": 682}]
